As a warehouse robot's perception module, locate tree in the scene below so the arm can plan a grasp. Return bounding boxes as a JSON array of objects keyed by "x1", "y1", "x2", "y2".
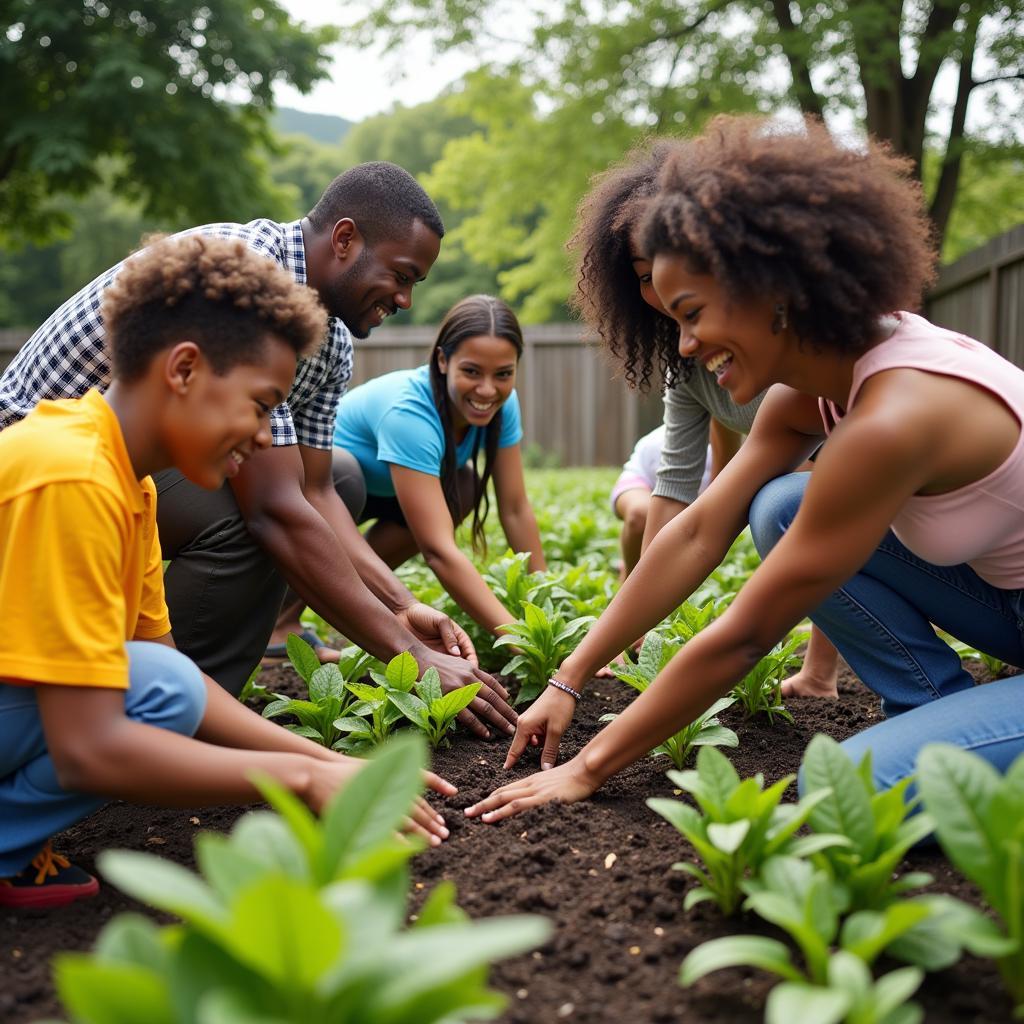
[
  {"x1": 0, "y1": 0, "x2": 337, "y2": 246},
  {"x1": 358, "y1": 0, "x2": 1024, "y2": 318}
]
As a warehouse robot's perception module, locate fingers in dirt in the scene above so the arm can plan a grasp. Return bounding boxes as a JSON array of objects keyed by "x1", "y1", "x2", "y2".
[
  {"x1": 469, "y1": 694, "x2": 516, "y2": 735},
  {"x1": 424, "y1": 769, "x2": 457, "y2": 796}
]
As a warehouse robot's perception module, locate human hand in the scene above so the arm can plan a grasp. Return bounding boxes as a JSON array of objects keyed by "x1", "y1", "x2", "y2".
[
  {"x1": 396, "y1": 601, "x2": 479, "y2": 666},
  {"x1": 464, "y1": 757, "x2": 600, "y2": 823},
  {"x1": 503, "y1": 684, "x2": 578, "y2": 770},
  {"x1": 306, "y1": 756, "x2": 457, "y2": 846},
  {"x1": 416, "y1": 646, "x2": 517, "y2": 740}
]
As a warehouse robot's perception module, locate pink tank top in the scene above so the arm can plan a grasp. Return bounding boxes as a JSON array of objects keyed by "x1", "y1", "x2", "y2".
[{"x1": 820, "y1": 312, "x2": 1024, "y2": 590}]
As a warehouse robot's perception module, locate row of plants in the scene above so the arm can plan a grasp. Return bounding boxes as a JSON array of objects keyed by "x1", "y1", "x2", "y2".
[
  {"x1": 649, "y1": 736, "x2": 1024, "y2": 1022},
  {"x1": 46, "y1": 735, "x2": 551, "y2": 1024}
]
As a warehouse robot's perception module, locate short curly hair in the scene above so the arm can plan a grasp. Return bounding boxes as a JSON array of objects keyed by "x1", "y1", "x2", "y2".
[
  {"x1": 639, "y1": 115, "x2": 937, "y2": 355},
  {"x1": 102, "y1": 233, "x2": 326, "y2": 383},
  {"x1": 568, "y1": 139, "x2": 687, "y2": 392}
]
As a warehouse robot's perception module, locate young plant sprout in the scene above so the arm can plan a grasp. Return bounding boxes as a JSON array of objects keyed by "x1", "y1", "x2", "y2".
[{"x1": 388, "y1": 666, "x2": 481, "y2": 748}]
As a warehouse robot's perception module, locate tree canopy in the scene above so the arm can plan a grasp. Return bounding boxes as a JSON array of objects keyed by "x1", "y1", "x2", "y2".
[
  {"x1": 358, "y1": 0, "x2": 1024, "y2": 319},
  {"x1": 0, "y1": 0, "x2": 337, "y2": 245}
]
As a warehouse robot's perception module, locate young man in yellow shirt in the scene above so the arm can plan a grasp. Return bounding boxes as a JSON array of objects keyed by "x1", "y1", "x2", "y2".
[{"x1": 0, "y1": 234, "x2": 452, "y2": 909}]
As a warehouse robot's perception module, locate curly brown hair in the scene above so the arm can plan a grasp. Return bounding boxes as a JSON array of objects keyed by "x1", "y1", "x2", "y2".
[
  {"x1": 568, "y1": 139, "x2": 687, "y2": 392},
  {"x1": 639, "y1": 115, "x2": 937, "y2": 354},
  {"x1": 101, "y1": 233, "x2": 326, "y2": 383}
]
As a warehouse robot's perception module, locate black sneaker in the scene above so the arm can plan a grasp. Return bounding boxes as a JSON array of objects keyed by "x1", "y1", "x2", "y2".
[{"x1": 0, "y1": 841, "x2": 99, "y2": 909}]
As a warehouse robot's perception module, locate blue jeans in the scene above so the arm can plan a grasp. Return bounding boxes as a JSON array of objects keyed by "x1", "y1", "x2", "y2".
[
  {"x1": 0, "y1": 642, "x2": 206, "y2": 874},
  {"x1": 748, "y1": 473, "x2": 1024, "y2": 791}
]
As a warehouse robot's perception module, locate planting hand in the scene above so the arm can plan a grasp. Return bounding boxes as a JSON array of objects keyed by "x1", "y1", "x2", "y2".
[
  {"x1": 465, "y1": 757, "x2": 600, "y2": 822},
  {"x1": 504, "y1": 685, "x2": 578, "y2": 770},
  {"x1": 396, "y1": 600, "x2": 479, "y2": 664}
]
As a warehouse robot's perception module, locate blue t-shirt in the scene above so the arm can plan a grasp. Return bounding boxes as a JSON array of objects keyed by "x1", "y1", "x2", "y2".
[{"x1": 333, "y1": 365, "x2": 523, "y2": 496}]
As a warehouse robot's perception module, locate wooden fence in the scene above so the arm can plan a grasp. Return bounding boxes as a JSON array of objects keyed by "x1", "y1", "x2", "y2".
[{"x1": 1, "y1": 222, "x2": 1020, "y2": 465}]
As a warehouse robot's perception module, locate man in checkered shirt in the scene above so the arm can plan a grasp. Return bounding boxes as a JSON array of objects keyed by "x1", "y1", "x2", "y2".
[{"x1": 0, "y1": 162, "x2": 517, "y2": 739}]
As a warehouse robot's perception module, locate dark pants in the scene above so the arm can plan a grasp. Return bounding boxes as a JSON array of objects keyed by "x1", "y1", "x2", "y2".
[{"x1": 155, "y1": 452, "x2": 368, "y2": 696}]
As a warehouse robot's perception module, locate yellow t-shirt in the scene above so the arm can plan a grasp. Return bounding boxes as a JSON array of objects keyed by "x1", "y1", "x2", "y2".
[{"x1": 0, "y1": 390, "x2": 171, "y2": 689}]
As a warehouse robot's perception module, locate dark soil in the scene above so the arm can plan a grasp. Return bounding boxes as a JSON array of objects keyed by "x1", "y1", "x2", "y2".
[{"x1": 2, "y1": 660, "x2": 1015, "y2": 1024}]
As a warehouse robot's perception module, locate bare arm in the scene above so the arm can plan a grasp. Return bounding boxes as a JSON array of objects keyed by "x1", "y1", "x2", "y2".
[
  {"x1": 391, "y1": 464, "x2": 515, "y2": 634},
  {"x1": 493, "y1": 444, "x2": 546, "y2": 572},
  {"x1": 708, "y1": 418, "x2": 744, "y2": 480}
]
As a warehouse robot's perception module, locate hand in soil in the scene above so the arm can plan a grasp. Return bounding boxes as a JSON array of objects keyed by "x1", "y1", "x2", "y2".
[
  {"x1": 464, "y1": 758, "x2": 598, "y2": 822},
  {"x1": 504, "y1": 685, "x2": 579, "y2": 770}
]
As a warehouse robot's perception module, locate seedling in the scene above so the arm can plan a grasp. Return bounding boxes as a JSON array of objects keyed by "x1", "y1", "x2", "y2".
[
  {"x1": 262, "y1": 633, "x2": 363, "y2": 749},
  {"x1": 495, "y1": 600, "x2": 594, "y2": 704},
  {"x1": 237, "y1": 664, "x2": 273, "y2": 706},
  {"x1": 387, "y1": 666, "x2": 481, "y2": 748},
  {"x1": 660, "y1": 596, "x2": 726, "y2": 646},
  {"x1": 730, "y1": 633, "x2": 803, "y2": 722},
  {"x1": 917, "y1": 744, "x2": 1024, "y2": 1015},
  {"x1": 332, "y1": 650, "x2": 420, "y2": 753},
  {"x1": 647, "y1": 746, "x2": 845, "y2": 914},
  {"x1": 802, "y1": 736, "x2": 934, "y2": 910},
  {"x1": 605, "y1": 633, "x2": 739, "y2": 769},
  {"x1": 52, "y1": 736, "x2": 551, "y2": 1024},
  {"x1": 485, "y1": 549, "x2": 562, "y2": 621}
]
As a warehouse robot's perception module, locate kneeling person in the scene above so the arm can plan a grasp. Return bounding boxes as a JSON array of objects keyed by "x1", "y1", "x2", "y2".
[{"x1": 0, "y1": 235, "x2": 452, "y2": 909}]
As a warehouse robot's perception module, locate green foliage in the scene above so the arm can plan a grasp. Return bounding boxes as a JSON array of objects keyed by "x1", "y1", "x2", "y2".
[
  {"x1": 52, "y1": 736, "x2": 551, "y2": 1023},
  {"x1": 942, "y1": 634, "x2": 1007, "y2": 676},
  {"x1": 917, "y1": 744, "x2": 1024, "y2": 1013},
  {"x1": 237, "y1": 665, "x2": 273, "y2": 707},
  {"x1": 802, "y1": 736, "x2": 934, "y2": 911},
  {"x1": 495, "y1": 600, "x2": 594, "y2": 704},
  {"x1": 333, "y1": 652, "x2": 422, "y2": 753},
  {"x1": 387, "y1": 666, "x2": 481, "y2": 748},
  {"x1": 730, "y1": 633, "x2": 803, "y2": 723},
  {"x1": 1, "y1": 0, "x2": 337, "y2": 247},
  {"x1": 647, "y1": 746, "x2": 846, "y2": 914},
  {"x1": 659, "y1": 596, "x2": 727, "y2": 645},
  {"x1": 605, "y1": 632, "x2": 738, "y2": 769}
]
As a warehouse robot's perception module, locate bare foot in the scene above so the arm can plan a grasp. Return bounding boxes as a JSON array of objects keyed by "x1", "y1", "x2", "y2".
[{"x1": 781, "y1": 670, "x2": 839, "y2": 699}]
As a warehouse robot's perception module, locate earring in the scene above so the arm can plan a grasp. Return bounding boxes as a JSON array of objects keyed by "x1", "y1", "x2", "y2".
[{"x1": 771, "y1": 303, "x2": 787, "y2": 335}]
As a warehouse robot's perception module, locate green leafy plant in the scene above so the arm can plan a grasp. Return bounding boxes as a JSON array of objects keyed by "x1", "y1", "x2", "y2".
[
  {"x1": 495, "y1": 600, "x2": 594, "y2": 704},
  {"x1": 730, "y1": 633, "x2": 804, "y2": 723},
  {"x1": 647, "y1": 746, "x2": 846, "y2": 914},
  {"x1": 387, "y1": 666, "x2": 481, "y2": 748},
  {"x1": 605, "y1": 632, "x2": 738, "y2": 769},
  {"x1": 484, "y1": 549, "x2": 562, "y2": 621},
  {"x1": 942, "y1": 635, "x2": 1007, "y2": 676},
  {"x1": 917, "y1": 743, "x2": 1024, "y2": 1016},
  {"x1": 51, "y1": 735, "x2": 552, "y2": 1024},
  {"x1": 262, "y1": 634, "x2": 364, "y2": 750},
  {"x1": 238, "y1": 664, "x2": 273, "y2": 706},
  {"x1": 332, "y1": 651, "x2": 421, "y2": 753},
  {"x1": 659, "y1": 596, "x2": 726, "y2": 645},
  {"x1": 802, "y1": 735, "x2": 935, "y2": 911}
]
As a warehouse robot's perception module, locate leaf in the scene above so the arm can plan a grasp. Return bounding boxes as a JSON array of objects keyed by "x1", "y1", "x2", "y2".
[
  {"x1": 319, "y1": 733, "x2": 427, "y2": 881},
  {"x1": 708, "y1": 820, "x2": 751, "y2": 854},
  {"x1": 309, "y1": 663, "x2": 346, "y2": 702},
  {"x1": 417, "y1": 666, "x2": 443, "y2": 705},
  {"x1": 387, "y1": 690, "x2": 430, "y2": 730},
  {"x1": 53, "y1": 955, "x2": 178, "y2": 1024},
  {"x1": 286, "y1": 632, "x2": 321, "y2": 684},
  {"x1": 436, "y1": 682, "x2": 481, "y2": 721},
  {"x1": 385, "y1": 651, "x2": 420, "y2": 691},
  {"x1": 332, "y1": 716, "x2": 373, "y2": 736},
  {"x1": 764, "y1": 981, "x2": 850, "y2": 1024},
  {"x1": 803, "y1": 735, "x2": 876, "y2": 857},
  {"x1": 680, "y1": 935, "x2": 804, "y2": 985}
]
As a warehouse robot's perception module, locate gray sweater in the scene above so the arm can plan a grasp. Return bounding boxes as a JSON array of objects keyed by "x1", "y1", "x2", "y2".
[{"x1": 653, "y1": 366, "x2": 764, "y2": 504}]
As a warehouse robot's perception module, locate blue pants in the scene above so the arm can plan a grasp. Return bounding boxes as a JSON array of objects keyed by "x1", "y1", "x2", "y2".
[
  {"x1": 748, "y1": 473, "x2": 1024, "y2": 791},
  {"x1": 0, "y1": 642, "x2": 206, "y2": 874}
]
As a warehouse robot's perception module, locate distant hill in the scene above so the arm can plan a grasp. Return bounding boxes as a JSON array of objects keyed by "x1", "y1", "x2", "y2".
[{"x1": 273, "y1": 107, "x2": 354, "y2": 145}]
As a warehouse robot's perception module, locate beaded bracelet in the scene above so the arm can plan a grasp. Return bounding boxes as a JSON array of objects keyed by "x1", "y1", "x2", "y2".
[{"x1": 547, "y1": 678, "x2": 583, "y2": 701}]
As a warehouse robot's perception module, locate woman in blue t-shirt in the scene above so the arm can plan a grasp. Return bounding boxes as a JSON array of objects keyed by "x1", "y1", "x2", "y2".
[{"x1": 333, "y1": 294, "x2": 546, "y2": 636}]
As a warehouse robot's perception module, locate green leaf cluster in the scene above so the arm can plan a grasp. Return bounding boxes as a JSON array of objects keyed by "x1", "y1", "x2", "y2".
[
  {"x1": 332, "y1": 651, "x2": 423, "y2": 753},
  {"x1": 917, "y1": 744, "x2": 1024, "y2": 1014},
  {"x1": 730, "y1": 633, "x2": 803, "y2": 723},
  {"x1": 388, "y1": 667, "x2": 481, "y2": 748},
  {"x1": 495, "y1": 600, "x2": 595, "y2": 705},
  {"x1": 52, "y1": 735, "x2": 551, "y2": 1023},
  {"x1": 647, "y1": 746, "x2": 845, "y2": 914}
]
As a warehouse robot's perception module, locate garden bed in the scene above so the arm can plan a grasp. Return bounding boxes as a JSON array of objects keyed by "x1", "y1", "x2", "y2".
[{"x1": 3, "y1": 659, "x2": 1013, "y2": 1024}]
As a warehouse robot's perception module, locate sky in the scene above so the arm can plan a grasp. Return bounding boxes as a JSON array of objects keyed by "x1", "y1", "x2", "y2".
[{"x1": 273, "y1": 1, "x2": 476, "y2": 122}]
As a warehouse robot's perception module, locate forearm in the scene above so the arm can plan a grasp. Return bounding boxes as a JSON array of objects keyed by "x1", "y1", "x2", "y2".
[
  {"x1": 199, "y1": 676, "x2": 348, "y2": 763},
  {"x1": 640, "y1": 495, "x2": 688, "y2": 552},
  {"x1": 499, "y1": 507, "x2": 547, "y2": 572},
  {"x1": 305, "y1": 486, "x2": 416, "y2": 611},
  {"x1": 559, "y1": 508, "x2": 732, "y2": 690},
  {"x1": 247, "y1": 502, "x2": 422, "y2": 662},
  {"x1": 424, "y1": 545, "x2": 515, "y2": 635}
]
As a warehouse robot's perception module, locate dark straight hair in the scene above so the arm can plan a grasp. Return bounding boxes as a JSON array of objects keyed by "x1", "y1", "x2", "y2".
[{"x1": 428, "y1": 294, "x2": 524, "y2": 554}]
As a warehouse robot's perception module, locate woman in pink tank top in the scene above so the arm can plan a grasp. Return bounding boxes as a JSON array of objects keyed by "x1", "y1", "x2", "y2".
[{"x1": 467, "y1": 113, "x2": 1024, "y2": 823}]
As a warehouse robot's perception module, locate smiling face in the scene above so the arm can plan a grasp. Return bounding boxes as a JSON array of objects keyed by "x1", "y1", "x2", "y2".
[
  {"x1": 436, "y1": 334, "x2": 520, "y2": 433},
  {"x1": 651, "y1": 252, "x2": 788, "y2": 405},
  {"x1": 164, "y1": 333, "x2": 297, "y2": 489},
  {"x1": 322, "y1": 218, "x2": 441, "y2": 339}
]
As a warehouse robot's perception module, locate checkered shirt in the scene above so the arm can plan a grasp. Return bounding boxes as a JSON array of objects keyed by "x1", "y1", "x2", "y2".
[{"x1": 0, "y1": 219, "x2": 352, "y2": 449}]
